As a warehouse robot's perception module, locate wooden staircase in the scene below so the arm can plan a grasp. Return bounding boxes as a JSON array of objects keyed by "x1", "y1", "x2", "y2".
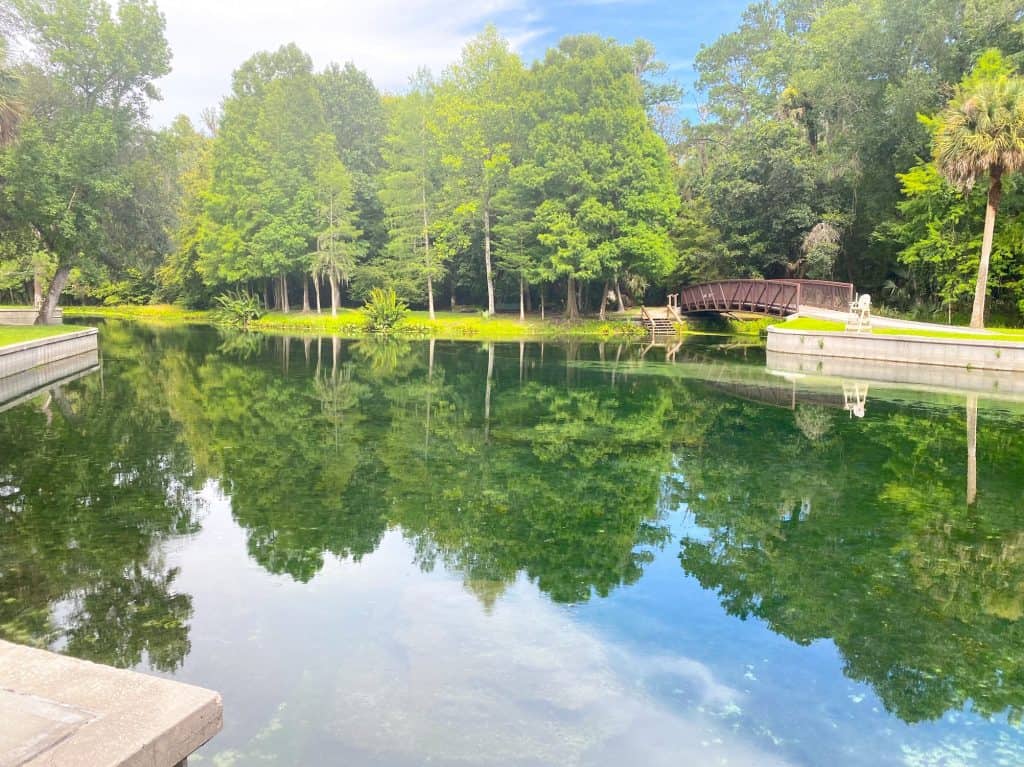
[{"x1": 634, "y1": 306, "x2": 680, "y2": 336}]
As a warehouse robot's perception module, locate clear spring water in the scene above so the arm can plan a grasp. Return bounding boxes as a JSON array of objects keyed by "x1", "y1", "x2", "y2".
[{"x1": 2, "y1": 321, "x2": 1023, "y2": 766}]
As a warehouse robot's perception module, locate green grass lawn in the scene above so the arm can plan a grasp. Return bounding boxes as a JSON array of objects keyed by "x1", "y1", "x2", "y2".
[
  {"x1": 779, "y1": 316, "x2": 1024, "y2": 343},
  {"x1": 65, "y1": 304, "x2": 652, "y2": 340},
  {"x1": 64, "y1": 303, "x2": 779, "y2": 341},
  {"x1": 0, "y1": 324, "x2": 79, "y2": 347}
]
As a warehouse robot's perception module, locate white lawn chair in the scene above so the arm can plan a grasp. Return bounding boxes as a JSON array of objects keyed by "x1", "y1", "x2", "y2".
[{"x1": 846, "y1": 293, "x2": 871, "y2": 332}]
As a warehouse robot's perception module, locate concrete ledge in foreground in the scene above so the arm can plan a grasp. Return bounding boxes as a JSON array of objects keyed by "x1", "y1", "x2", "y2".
[
  {"x1": 0, "y1": 328, "x2": 98, "y2": 380},
  {"x1": 767, "y1": 325, "x2": 1024, "y2": 373},
  {"x1": 0, "y1": 640, "x2": 222, "y2": 767}
]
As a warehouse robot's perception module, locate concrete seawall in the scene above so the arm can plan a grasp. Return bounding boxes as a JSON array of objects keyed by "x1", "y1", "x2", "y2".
[
  {"x1": 0, "y1": 350, "x2": 100, "y2": 413},
  {"x1": 0, "y1": 307, "x2": 63, "y2": 325},
  {"x1": 0, "y1": 328, "x2": 99, "y2": 380},
  {"x1": 766, "y1": 326, "x2": 1024, "y2": 374}
]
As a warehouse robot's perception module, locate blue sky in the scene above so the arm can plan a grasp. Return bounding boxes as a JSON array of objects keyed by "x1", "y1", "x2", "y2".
[{"x1": 150, "y1": 0, "x2": 752, "y2": 127}]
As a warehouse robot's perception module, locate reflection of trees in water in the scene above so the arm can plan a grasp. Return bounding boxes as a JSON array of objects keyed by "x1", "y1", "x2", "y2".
[
  {"x1": 6, "y1": 321, "x2": 1024, "y2": 727},
  {"x1": 0, "y1": 321, "x2": 200, "y2": 671},
  {"x1": 794, "y1": 404, "x2": 833, "y2": 443},
  {"x1": 677, "y1": 396, "x2": 1024, "y2": 724}
]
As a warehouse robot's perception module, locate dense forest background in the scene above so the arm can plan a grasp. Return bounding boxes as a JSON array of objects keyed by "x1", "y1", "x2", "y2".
[{"x1": 0, "y1": 0, "x2": 1022, "y2": 322}]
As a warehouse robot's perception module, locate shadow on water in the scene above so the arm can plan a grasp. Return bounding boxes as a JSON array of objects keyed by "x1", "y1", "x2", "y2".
[{"x1": 2, "y1": 320, "x2": 1024, "y2": 733}]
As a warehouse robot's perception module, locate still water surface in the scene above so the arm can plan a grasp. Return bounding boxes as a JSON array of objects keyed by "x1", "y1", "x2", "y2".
[{"x1": 2, "y1": 321, "x2": 1024, "y2": 766}]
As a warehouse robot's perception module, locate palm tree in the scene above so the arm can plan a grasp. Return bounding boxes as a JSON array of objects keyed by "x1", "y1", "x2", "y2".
[
  {"x1": 0, "y1": 36, "x2": 20, "y2": 149},
  {"x1": 933, "y1": 50, "x2": 1024, "y2": 328}
]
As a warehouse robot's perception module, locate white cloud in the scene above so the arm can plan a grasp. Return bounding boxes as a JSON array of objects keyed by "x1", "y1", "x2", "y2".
[{"x1": 150, "y1": 0, "x2": 545, "y2": 126}]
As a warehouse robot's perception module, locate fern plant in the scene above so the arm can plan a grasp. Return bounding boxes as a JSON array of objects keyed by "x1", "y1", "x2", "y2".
[
  {"x1": 213, "y1": 290, "x2": 264, "y2": 328},
  {"x1": 363, "y1": 287, "x2": 408, "y2": 333}
]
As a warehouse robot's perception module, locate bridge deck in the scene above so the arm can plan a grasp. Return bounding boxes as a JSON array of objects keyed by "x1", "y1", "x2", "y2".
[{"x1": 675, "y1": 279, "x2": 853, "y2": 316}]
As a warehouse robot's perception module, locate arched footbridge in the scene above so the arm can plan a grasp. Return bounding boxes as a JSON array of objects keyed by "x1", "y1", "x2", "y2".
[
  {"x1": 639, "y1": 279, "x2": 854, "y2": 334},
  {"x1": 675, "y1": 279, "x2": 853, "y2": 316}
]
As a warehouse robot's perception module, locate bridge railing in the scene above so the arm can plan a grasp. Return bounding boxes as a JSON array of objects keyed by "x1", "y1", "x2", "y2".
[
  {"x1": 676, "y1": 278, "x2": 854, "y2": 316},
  {"x1": 677, "y1": 279, "x2": 800, "y2": 316},
  {"x1": 773, "y1": 279, "x2": 854, "y2": 311}
]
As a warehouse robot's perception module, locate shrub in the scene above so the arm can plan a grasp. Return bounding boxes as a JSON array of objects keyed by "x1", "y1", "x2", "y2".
[
  {"x1": 213, "y1": 290, "x2": 264, "y2": 328},
  {"x1": 363, "y1": 287, "x2": 408, "y2": 333}
]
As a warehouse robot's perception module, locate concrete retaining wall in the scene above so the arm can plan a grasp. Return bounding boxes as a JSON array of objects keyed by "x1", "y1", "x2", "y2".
[
  {"x1": 766, "y1": 349, "x2": 1024, "y2": 398},
  {"x1": 767, "y1": 326, "x2": 1024, "y2": 373},
  {"x1": 0, "y1": 350, "x2": 100, "y2": 413},
  {"x1": 0, "y1": 307, "x2": 63, "y2": 325},
  {"x1": 0, "y1": 328, "x2": 98, "y2": 380}
]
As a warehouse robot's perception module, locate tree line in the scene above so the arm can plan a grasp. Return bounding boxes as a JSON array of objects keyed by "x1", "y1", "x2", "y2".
[{"x1": 0, "y1": 0, "x2": 1022, "y2": 324}]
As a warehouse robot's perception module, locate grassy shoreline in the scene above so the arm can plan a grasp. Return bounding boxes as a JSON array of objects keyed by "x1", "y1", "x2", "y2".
[
  {"x1": 63, "y1": 304, "x2": 773, "y2": 340},
  {"x1": 778, "y1": 316, "x2": 1024, "y2": 344},
  {"x1": 0, "y1": 324, "x2": 81, "y2": 348}
]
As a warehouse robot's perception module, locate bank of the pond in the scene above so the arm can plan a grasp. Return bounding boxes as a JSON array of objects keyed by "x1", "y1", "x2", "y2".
[
  {"x1": 769, "y1": 318, "x2": 1024, "y2": 373},
  {"x1": 0, "y1": 327, "x2": 99, "y2": 380},
  {"x1": 64, "y1": 304, "x2": 772, "y2": 340},
  {"x1": 0, "y1": 324, "x2": 80, "y2": 347},
  {"x1": 780, "y1": 316, "x2": 1024, "y2": 343}
]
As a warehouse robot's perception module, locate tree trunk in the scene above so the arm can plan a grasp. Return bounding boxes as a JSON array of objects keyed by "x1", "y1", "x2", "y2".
[
  {"x1": 614, "y1": 277, "x2": 626, "y2": 312},
  {"x1": 279, "y1": 273, "x2": 290, "y2": 313},
  {"x1": 599, "y1": 279, "x2": 609, "y2": 320},
  {"x1": 450, "y1": 280, "x2": 456, "y2": 311},
  {"x1": 966, "y1": 393, "x2": 978, "y2": 505},
  {"x1": 302, "y1": 276, "x2": 310, "y2": 312},
  {"x1": 519, "y1": 275, "x2": 525, "y2": 321},
  {"x1": 314, "y1": 273, "x2": 321, "y2": 314},
  {"x1": 264, "y1": 280, "x2": 272, "y2": 310},
  {"x1": 484, "y1": 343, "x2": 494, "y2": 442},
  {"x1": 423, "y1": 181, "x2": 435, "y2": 320},
  {"x1": 525, "y1": 284, "x2": 532, "y2": 313},
  {"x1": 33, "y1": 266, "x2": 43, "y2": 308},
  {"x1": 971, "y1": 169, "x2": 1002, "y2": 328},
  {"x1": 35, "y1": 266, "x2": 70, "y2": 325},
  {"x1": 565, "y1": 275, "x2": 580, "y2": 320},
  {"x1": 540, "y1": 285, "x2": 545, "y2": 320},
  {"x1": 328, "y1": 270, "x2": 340, "y2": 317},
  {"x1": 483, "y1": 207, "x2": 495, "y2": 315}
]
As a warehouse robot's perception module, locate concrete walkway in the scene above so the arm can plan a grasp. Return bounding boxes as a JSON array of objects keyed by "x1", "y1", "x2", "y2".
[
  {"x1": 0, "y1": 640, "x2": 221, "y2": 767},
  {"x1": 797, "y1": 306, "x2": 998, "y2": 336}
]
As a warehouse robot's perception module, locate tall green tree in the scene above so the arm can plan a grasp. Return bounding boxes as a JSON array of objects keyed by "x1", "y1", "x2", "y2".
[
  {"x1": 317, "y1": 62, "x2": 387, "y2": 267},
  {"x1": 932, "y1": 49, "x2": 1024, "y2": 327},
  {"x1": 434, "y1": 26, "x2": 525, "y2": 315},
  {"x1": 197, "y1": 45, "x2": 340, "y2": 310},
  {"x1": 378, "y1": 70, "x2": 445, "y2": 317},
  {"x1": 1, "y1": 0, "x2": 170, "y2": 323},
  {"x1": 311, "y1": 134, "x2": 362, "y2": 316},
  {"x1": 519, "y1": 35, "x2": 679, "y2": 318}
]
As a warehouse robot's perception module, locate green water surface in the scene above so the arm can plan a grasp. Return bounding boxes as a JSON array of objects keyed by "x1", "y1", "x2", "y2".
[{"x1": 1, "y1": 321, "x2": 1023, "y2": 766}]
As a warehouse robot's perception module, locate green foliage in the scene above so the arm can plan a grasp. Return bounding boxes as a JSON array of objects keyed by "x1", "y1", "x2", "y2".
[
  {"x1": 363, "y1": 286, "x2": 409, "y2": 332},
  {"x1": 213, "y1": 289, "x2": 264, "y2": 328},
  {"x1": 684, "y1": 0, "x2": 1024, "y2": 317},
  {"x1": 0, "y1": 0, "x2": 171, "y2": 318}
]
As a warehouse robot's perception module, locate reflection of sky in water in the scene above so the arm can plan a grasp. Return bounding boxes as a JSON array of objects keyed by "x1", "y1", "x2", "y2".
[{"x1": 161, "y1": 484, "x2": 1023, "y2": 767}]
